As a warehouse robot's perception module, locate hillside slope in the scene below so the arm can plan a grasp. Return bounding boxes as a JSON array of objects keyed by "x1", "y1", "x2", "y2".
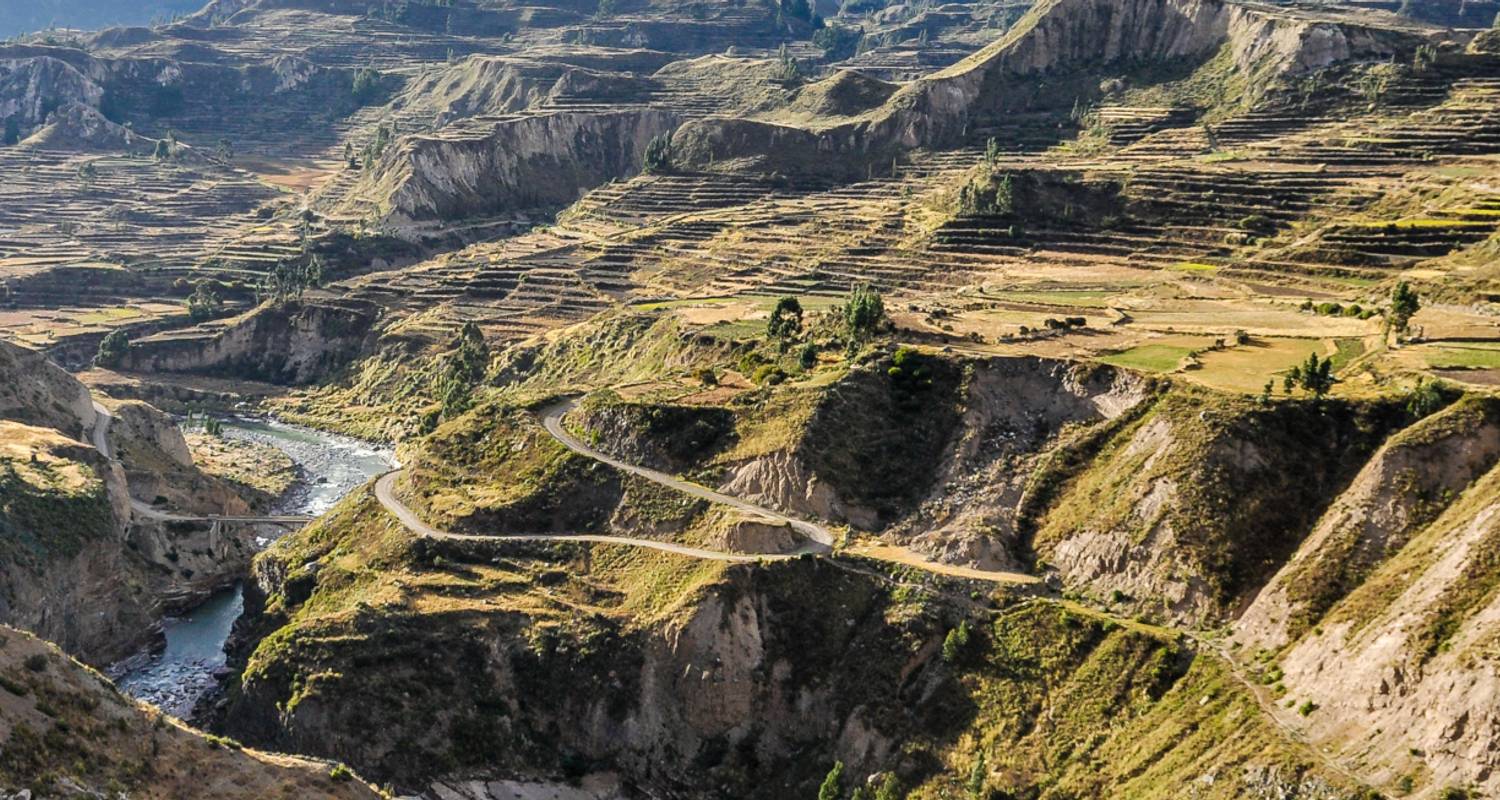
[{"x1": 0, "y1": 625, "x2": 382, "y2": 798}]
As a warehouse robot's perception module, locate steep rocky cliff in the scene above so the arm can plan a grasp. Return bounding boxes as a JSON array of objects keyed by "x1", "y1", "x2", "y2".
[
  {"x1": 675, "y1": 0, "x2": 1430, "y2": 172},
  {"x1": 346, "y1": 109, "x2": 680, "y2": 225},
  {"x1": 1223, "y1": 397, "x2": 1500, "y2": 797},
  {"x1": 0, "y1": 339, "x2": 96, "y2": 439},
  {"x1": 219, "y1": 494, "x2": 1361, "y2": 799},
  {"x1": 0, "y1": 342, "x2": 262, "y2": 664},
  {"x1": 123, "y1": 299, "x2": 381, "y2": 386},
  {"x1": 1032, "y1": 389, "x2": 1407, "y2": 626}
]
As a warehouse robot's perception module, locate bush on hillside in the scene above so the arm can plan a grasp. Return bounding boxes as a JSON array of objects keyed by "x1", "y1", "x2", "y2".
[{"x1": 643, "y1": 134, "x2": 673, "y2": 174}]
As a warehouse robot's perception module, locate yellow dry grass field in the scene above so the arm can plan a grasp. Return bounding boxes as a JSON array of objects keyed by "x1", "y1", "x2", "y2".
[{"x1": 0, "y1": 421, "x2": 100, "y2": 495}]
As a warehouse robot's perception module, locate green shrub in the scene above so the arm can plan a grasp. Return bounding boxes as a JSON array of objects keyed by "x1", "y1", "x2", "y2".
[
  {"x1": 942, "y1": 620, "x2": 972, "y2": 663},
  {"x1": 1297, "y1": 700, "x2": 1318, "y2": 716},
  {"x1": 0, "y1": 673, "x2": 28, "y2": 696},
  {"x1": 23, "y1": 654, "x2": 47, "y2": 673},
  {"x1": 818, "y1": 761, "x2": 844, "y2": 800},
  {"x1": 799, "y1": 343, "x2": 819, "y2": 370},
  {"x1": 330, "y1": 763, "x2": 353, "y2": 782},
  {"x1": 751, "y1": 364, "x2": 786, "y2": 385}
]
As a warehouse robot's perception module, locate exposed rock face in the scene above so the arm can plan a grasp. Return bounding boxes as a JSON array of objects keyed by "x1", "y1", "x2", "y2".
[
  {"x1": 0, "y1": 344, "x2": 259, "y2": 664},
  {"x1": 676, "y1": 0, "x2": 1426, "y2": 170},
  {"x1": 123, "y1": 299, "x2": 380, "y2": 385},
  {"x1": 349, "y1": 109, "x2": 680, "y2": 225},
  {"x1": 0, "y1": 53, "x2": 105, "y2": 139},
  {"x1": 1216, "y1": 397, "x2": 1500, "y2": 796},
  {"x1": 0, "y1": 40, "x2": 370, "y2": 151},
  {"x1": 896, "y1": 358, "x2": 1153, "y2": 570},
  {"x1": 720, "y1": 450, "x2": 862, "y2": 527},
  {"x1": 222, "y1": 524, "x2": 1354, "y2": 799},
  {"x1": 1032, "y1": 393, "x2": 1406, "y2": 626},
  {"x1": 0, "y1": 339, "x2": 96, "y2": 438},
  {"x1": 0, "y1": 626, "x2": 382, "y2": 798},
  {"x1": 1234, "y1": 397, "x2": 1500, "y2": 652}
]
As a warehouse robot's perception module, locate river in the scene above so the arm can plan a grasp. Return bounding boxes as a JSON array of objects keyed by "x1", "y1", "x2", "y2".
[{"x1": 112, "y1": 417, "x2": 393, "y2": 718}]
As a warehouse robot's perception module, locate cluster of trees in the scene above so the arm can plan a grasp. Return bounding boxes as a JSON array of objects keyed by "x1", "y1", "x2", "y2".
[
  {"x1": 347, "y1": 124, "x2": 394, "y2": 170},
  {"x1": 256, "y1": 256, "x2": 323, "y2": 304},
  {"x1": 437, "y1": 322, "x2": 489, "y2": 419},
  {"x1": 352, "y1": 67, "x2": 387, "y2": 106},
  {"x1": 187, "y1": 281, "x2": 224, "y2": 322},
  {"x1": 777, "y1": 0, "x2": 815, "y2": 25},
  {"x1": 1296, "y1": 282, "x2": 1420, "y2": 335},
  {"x1": 754, "y1": 285, "x2": 888, "y2": 382},
  {"x1": 1284, "y1": 352, "x2": 1335, "y2": 397},
  {"x1": 957, "y1": 171, "x2": 1014, "y2": 217},
  {"x1": 95, "y1": 330, "x2": 130, "y2": 368},
  {"x1": 812, "y1": 25, "x2": 862, "y2": 59}
]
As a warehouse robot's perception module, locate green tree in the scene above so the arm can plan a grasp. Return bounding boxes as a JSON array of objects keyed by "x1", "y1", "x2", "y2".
[
  {"x1": 843, "y1": 283, "x2": 886, "y2": 345},
  {"x1": 643, "y1": 133, "x2": 673, "y2": 174},
  {"x1": 258, "y1": 258, "x2": 323, "y2": 304},
  {"x1": 1405, "y1": 377, "x2": 1447, "y2": 419},
  {"x1": 1287, "y1": 352, "x2": 1334, "y2": 397},
  {"x1": 818, "y1": 761, "x2": 844, "y2": 800},
  {"x1": 153, "y1": 138, "x2": 171, "y2": 161},
  {"x1": 767, "y1": 296, "x2": 804, "y2": 345},
  {"x1": 774, "y1": 43, "x2": 801, "y2": 82},
  {"x1": 3, "y1": 117, "x2": 20, "y2": 146},
  {"x1": 187, "y1": 282, "x2": 222, "y2": 322},
  {"x1": 95, "y1": 330, "x2": 131, "y2": 368},
  {"x1": 942, "y1": 620, "x2": 971, "y2": 663},
  {"x1": 1390, "y1": 281, "x2": 1420, "y2": 336}
]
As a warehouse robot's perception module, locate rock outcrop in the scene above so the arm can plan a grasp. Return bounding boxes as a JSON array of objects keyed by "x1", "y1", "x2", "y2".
[
  {"x1": 0, "y1": 342, "x2": 261, "y2": 664},
  {"x1": 675, "y1": 0, "x2": 1430, "y2": 172},
  {"x1": 348, "y1": 108, "x2": 680, "y2": 225},
  {"x1": 123, "y1": 299, "x2": 380, "y2": 385},
  {"x1": 1234, "y1": 396, "x2": 1500, "y2": 652},
  {"x1": 0, "y1": 339, "x2": 97, "y2": 438}
]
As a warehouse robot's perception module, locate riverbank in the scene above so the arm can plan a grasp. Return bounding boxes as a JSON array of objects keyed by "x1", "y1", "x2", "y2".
[{"x1": 110, "y1": 416, "x2": 393, "y2": 719}]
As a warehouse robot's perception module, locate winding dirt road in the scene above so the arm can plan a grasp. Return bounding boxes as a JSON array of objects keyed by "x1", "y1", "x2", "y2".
[
  {"x1": 371, "y1": 398, "x2": 1037, "y2": 585},
  {"x1": 374, "y1": 472, "x2": 787, "y2": 563},
  {"x1": 541, "y1": 399, "x2": 834, "y2": 549}
]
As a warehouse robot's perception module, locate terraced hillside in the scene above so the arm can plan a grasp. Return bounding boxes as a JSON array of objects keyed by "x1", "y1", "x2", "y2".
[{"x1": 8, "y1": 0, "x2": 1500, "y2": 798}]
